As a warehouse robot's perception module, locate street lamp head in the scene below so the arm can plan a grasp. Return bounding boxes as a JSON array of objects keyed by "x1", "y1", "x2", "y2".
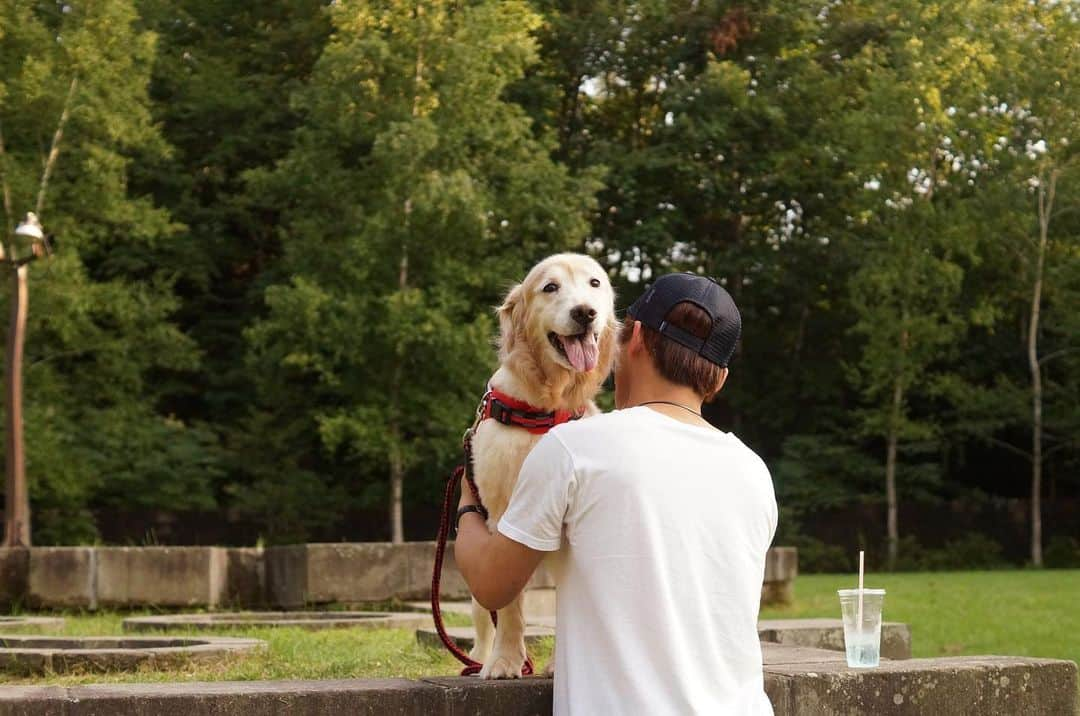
[
  {"x1": 11, "y1": 212, "x2": 51, "y2": 263},
  {"x1": 14, "y1": 213, "x2": 43, "y2": 240}
]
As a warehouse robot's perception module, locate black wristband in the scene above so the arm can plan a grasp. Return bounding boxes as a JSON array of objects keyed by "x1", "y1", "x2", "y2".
[{"x1": 455, "y1": 504, "x2": 487, "y2": 536}]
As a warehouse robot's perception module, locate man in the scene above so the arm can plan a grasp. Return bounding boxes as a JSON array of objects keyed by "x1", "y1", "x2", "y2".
[{"x1": 455, "y1": 272, "x2": 777, "y2": 714}]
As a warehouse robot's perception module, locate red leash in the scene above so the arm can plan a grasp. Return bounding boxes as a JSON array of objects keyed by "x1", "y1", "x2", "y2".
[
  {"x1": 431, "y1": 387, "x2": 581, "y2": 676},
  {"x1": 431, "y1": 432, "x2": 534, "y2": 676}
]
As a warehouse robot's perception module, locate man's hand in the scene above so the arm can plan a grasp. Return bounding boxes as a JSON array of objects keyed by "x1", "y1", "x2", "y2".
[{"x1": 458, "y1": 479, "x2": 479, "y2": 511}]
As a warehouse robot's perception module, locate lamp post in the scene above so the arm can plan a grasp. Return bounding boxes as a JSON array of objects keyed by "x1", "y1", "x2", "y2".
[{"x1": 3, "y1": 212, "x2": 50, "y2": 548}]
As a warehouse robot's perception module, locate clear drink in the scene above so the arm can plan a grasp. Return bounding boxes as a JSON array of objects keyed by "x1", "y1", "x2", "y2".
[{"x1": 837, "y1": 588, "x2": 885, "y2": 668}]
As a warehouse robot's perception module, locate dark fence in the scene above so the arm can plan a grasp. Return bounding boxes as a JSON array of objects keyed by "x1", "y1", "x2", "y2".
[{"x1": 4, "y1": 498, "x2": 1077, "y2": 554}]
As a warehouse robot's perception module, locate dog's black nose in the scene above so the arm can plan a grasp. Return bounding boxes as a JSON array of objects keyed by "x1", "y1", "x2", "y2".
[{"x1": 571, "y1": 305, "x2": 597, "y2": 327}]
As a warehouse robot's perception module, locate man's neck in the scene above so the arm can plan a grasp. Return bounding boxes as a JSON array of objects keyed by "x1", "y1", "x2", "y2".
[{"x1": 622, "y1": 383, "x2": 709, "y2": 427}]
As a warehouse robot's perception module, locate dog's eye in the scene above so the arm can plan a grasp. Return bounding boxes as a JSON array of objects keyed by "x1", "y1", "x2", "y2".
[
  {"x1": 543, "y1": 283, "x2": 559, "y2": 293},
  {"x1": 590, "y1": 278, "x2": 601, "y2": 288}
]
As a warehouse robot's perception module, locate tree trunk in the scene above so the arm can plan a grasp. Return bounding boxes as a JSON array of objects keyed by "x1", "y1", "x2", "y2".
[
  {"x1": 1028, "y1": 168, "x2": 1056, "y2": 567},
  {"x1": 4, "y1": 265, "x2": 30, "y2": 547},
  {"x1": 388, "y1": 231, "x2": 410, "y2": 545},
  {"x1": 0, "y1": 120, "x2": 13, "y2": 234},
  {"x1": 388, "y1": 438, "x2": 405, "y2": 544},
  {"x1": 36, "y1": 77, "x2": 79, "y2": 217},
  {"x1": 885, "y1": 374, "x2": 903, "y2": 570},
  {"x1": 386, "y1": 9, "x2": 425, "y2": 544}
]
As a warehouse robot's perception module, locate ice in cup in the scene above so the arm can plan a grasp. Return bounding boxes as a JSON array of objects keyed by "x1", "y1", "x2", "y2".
[{"x1": 837, "y1": 588, "x2": 886, "y2": 668}]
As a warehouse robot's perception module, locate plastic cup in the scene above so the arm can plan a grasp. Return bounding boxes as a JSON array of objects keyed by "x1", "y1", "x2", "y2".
[{"x1": 837, "y1": 588, "x2": 886, "y2": 668}]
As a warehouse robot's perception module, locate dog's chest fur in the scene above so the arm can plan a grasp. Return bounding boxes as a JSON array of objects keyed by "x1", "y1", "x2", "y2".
[{"x1": 470, "y1": 419, "x2": 544, "y2": 525}]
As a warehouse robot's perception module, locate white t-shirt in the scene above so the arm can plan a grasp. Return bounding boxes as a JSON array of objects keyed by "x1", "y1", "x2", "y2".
[{"x1": 499, "y1": 406, "x2": 778, "y2": 716}]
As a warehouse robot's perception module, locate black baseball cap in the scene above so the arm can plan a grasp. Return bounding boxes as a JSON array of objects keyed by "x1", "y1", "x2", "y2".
[{"x1": 626, "y1": 272, "x2": 741, "y2": 367}]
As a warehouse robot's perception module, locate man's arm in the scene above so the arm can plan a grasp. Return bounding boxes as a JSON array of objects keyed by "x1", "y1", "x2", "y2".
[{"x1": 454, "y1": 487, "x2": 545, "y2": 610}]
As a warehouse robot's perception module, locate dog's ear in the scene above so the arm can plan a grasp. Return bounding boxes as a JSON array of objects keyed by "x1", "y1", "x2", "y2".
[
  {"x1": 597, "y1": 311, "x2": 621, "y2": 378},
  {"x1": 497, "y1": 282, "x2": 523, "y2": 358}
]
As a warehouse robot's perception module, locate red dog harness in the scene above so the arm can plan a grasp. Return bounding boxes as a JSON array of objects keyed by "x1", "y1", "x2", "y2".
[{"x1": 431, "y1": 387, "x2": 584, "y2": 676}]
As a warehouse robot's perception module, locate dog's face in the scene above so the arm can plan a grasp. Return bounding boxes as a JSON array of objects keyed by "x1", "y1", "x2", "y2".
[{"x1": 499, "y1": 253, "x2": 617, "y2": 378}]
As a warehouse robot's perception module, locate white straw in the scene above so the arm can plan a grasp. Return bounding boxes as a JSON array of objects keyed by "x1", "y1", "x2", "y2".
[{"x1": 857, "y1": 550, "x2": 865, "y2": 628}]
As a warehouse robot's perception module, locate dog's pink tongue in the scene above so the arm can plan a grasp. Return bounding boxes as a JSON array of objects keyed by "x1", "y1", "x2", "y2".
[{"x1": 560, "y1": 333, "x2": 599, "y2": 372}]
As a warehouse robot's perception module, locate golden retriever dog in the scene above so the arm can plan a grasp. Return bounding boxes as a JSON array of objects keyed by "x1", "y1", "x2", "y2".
[{"x1": 469, "y1": 252, "x2": 617, "y2": 679}]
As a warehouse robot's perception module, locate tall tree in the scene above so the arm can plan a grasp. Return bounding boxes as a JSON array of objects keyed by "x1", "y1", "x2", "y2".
[
  {"x1": 243, "y1": 0, "x2": 600, "y2": 543},
  {"x1": 966, "y1": 0, "x2": 1080, "y2": 565},
  {"x1": 0, "y1": 0, "x2": 213, "y2": 543},
  {"x1": 775, "y1": 0, "x2": 1005, "y2": 566}
]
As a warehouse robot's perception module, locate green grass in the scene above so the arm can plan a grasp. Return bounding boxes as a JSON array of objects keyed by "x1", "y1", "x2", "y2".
[
  {"x1": 0, "y1": 610, "x2": 553, "y2": 686},
  {"x1": 2, "y1": 570, "x2": 1074, "y2": 685},
  {"x1": 760, "y1": 570, "x2": 1080, "y2": 666}
]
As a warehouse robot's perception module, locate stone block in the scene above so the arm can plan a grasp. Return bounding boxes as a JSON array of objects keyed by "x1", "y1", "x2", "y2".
[
  {"x1": 265, "y1": 545, "x2": 308, "y2": 609},
  {"x1": 764, "y1": 546, "x2": 799, "y2": 583},
  {"x1": 764, "y1": 650, "x2": 1079, "y2": 716},
  {"x1": 304, "y1": 543, "x2": 409, "y2": 604},
  {"x1": 95, "y1": 547, "x2": 227, "y2": 608},
  {"x1": 759, "y1": 618, "x2": 912, "y2": 660},
  {"x1": 0, "y1": 654, "x2": 1073, "y2": 716},
  {"x1": 0, "y1": 548, "x2": 28, "y2": 609},
  {"x1": 225, "y1": 547, "x2": 266, "y2": 606},
  {"x1": 27, "y1": 547, "x2": 96, "y2": 609},
  {"x1": 403, "y1": 541, "x2": 468, "y2": 601},
  {"x1": 422, "y1": 676, "x2": 554, "y2": 716},
  {"x1": 269, "y1": 542, "x2": 475, "y2": 607},
  {"x1": 0, "y1": 678, "x2": 446, "y2": 716},
  {"x1": 761, "y1": 546, "x2": 798, "y2": 606}
]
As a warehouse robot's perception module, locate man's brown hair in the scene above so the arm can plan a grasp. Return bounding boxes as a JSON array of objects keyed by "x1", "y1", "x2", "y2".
[{"x1": 620, "y1": 301, "x2": 727, "y2": 400}]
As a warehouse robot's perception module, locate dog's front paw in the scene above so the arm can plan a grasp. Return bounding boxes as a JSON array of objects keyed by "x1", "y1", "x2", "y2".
[{"x1": 479, "y1": 650, "x2": 524, "y2": 679}]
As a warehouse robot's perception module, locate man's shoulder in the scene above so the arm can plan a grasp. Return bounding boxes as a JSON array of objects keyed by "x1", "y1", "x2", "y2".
[{"x1": 550, "y1": 407, "x2": 630, "y2": 438}]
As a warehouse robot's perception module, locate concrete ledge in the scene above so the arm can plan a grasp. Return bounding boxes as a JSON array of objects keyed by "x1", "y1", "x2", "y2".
[
  {"x1": 766, "y1": 654, "x2": 1079, "y2": 715},
  {"x1": 96, "y1": 547, "x2": 227, "y2": 608},
  {"x1": 762, "y1": 546, "x2": 798, "y2": 605},
  {"x1": 0, "y1": 677, "x2": 543, "y2": 716},
  {"x1": 224, "y1": 548, "x2": 265, "y2": 607},
  {"x1": 0, "y1": 647, "x2": 1072, "y2": 715},
  {"x1": 0, "y1": 617, "x2": 63, "y2": 633},
  {"x1": 759, "y1": 618, "x2": 912, "y2": 660},
  {"x1": 0, "y1": 678, "x2": 447, "y2": 716},
  {"x1": 266, "y1": 542, "x2": 469, "y2": 608},
  {"x1": 0, "y1": 548, "x2": 28, "y2": 609},
  {"x1": 0, "y1": 636, "x2": 265, "y2": 676},
  {"x1": 27, "y1": 548, "x2": 96, "y2": 609},
  {"x1": 125, "y1": 611, "x2": 432, "y2": 633},
  {"x1": 13, "y1": 543, "x2": 797, "y2": 611}
]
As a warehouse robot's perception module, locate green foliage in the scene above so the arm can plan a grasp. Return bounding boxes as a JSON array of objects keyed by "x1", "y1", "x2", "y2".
[
  {"x1": 238, "y1": 0, "x2": 600, "y2": 541},
  {"x1": 891, "y1": 533, "x2": 1008, "y2": 572},
  {"x1": 0, "y1": 0, "x2": 1077, "y2": 551},
  {"x1": 788, "y1": 535, "x2": 854, "y2": 574},
  {"x1": 1044, "y1": 537, "x2": 1080, "y2": 569},
  {"x1": 0, "y1": 0, "x2": 218, "y2": 542}
]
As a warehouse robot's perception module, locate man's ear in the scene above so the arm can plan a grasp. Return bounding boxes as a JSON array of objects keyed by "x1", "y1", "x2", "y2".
[
  {"x1": 497, "y1": 283, "x2": 523, "y2": 358},
  {"x1": 627, "y1": 320, "x2": 646, "y2": 355},
  {"x1": 706, "y1": 367, "x2": 730, "y2": 402}
]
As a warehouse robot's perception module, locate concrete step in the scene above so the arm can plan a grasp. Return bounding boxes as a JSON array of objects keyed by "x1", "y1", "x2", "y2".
[
  {"x1": 758, "y1": 618, "x2": 912, "y2": 659},
  {"x1": 0, "y1": 646, "x2": 1073, "y2": 715},
  {"x1": 417, "y1": 615, "x2": 913, "y2": 660}
]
